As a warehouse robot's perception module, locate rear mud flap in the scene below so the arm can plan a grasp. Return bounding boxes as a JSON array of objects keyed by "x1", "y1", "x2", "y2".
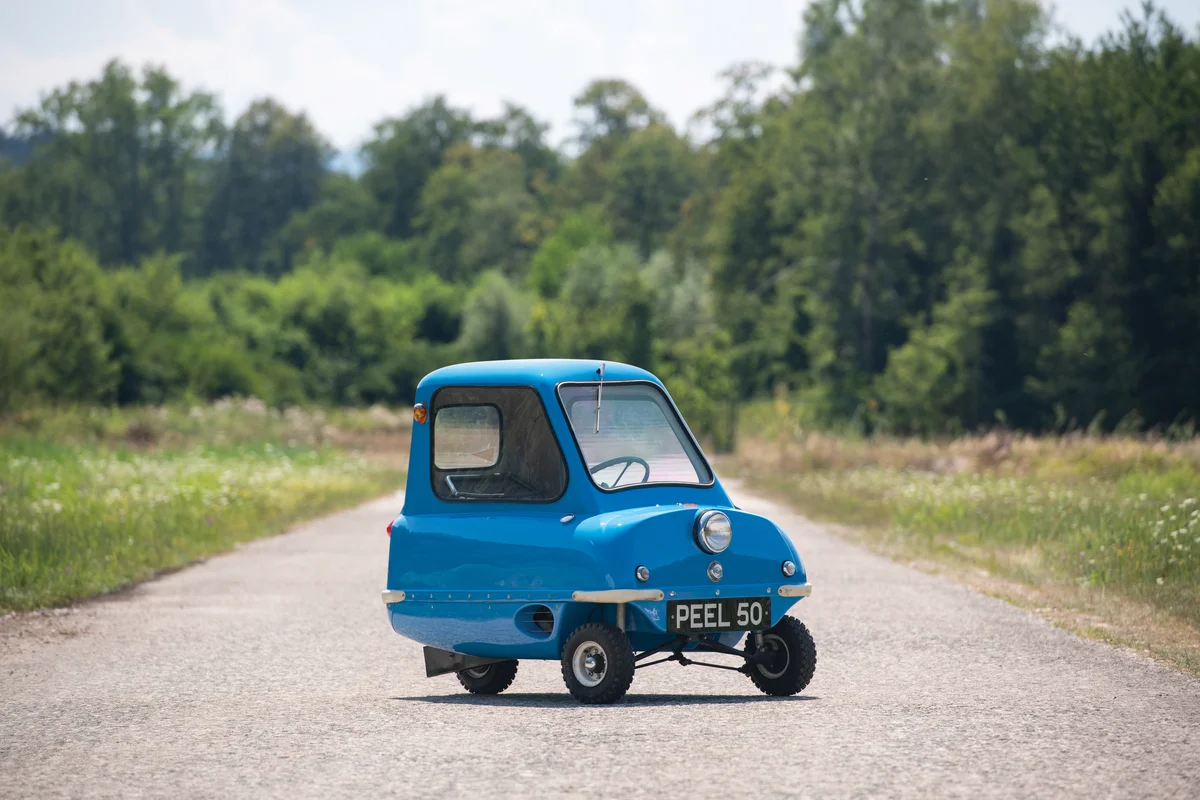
[{"x1": 422, "y1": 646, "x2": 509, "y2": 678}]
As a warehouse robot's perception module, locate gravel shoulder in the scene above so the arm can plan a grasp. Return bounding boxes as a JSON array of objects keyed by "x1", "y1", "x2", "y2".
[{"x1": 2, "y1": 489, "x2": 1198, "y2": 799}]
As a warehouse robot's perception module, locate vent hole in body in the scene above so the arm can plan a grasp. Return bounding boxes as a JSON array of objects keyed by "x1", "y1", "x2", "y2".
[{"x1": 515, "y1": 604, "x2": 556, "y2": 639}]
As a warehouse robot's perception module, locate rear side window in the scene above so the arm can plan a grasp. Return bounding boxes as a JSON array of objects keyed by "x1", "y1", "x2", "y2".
[
  {"x1": 431, "y1": 386, "x2": 567, "y2": 503},
  {"x1": 434, "y1": 406, "x2": 500, "y2": 469}
]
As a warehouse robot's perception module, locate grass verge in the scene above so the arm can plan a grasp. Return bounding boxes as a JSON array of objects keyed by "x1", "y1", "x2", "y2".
[
  {"x1": 1, "y1": 402, "x2": 408, "y2": 612},
  {"x1": 728, "y1": 420, "x2": 1200, "y2": 677}
]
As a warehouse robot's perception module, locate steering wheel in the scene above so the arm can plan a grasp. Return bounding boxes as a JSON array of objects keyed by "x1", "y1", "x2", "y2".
[{"x1": 588, "y1": 455, "x2": 650, "y2": 487}]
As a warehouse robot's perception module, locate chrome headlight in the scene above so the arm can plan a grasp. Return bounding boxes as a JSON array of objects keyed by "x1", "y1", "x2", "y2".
[
  {"x1": 635, "y1": 565, "x2": 651, "y2": 582},
  {"x1": 782, "y1": 560, "x2": 796, "y2": 577},
  {"x1": 694, "y1": 510, "x2": 732, "y2": 554}
]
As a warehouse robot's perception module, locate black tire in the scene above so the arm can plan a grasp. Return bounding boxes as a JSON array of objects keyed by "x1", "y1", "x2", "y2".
[
  {"x1": 560, "y1": 623, "x2": 635, "y2": 704},
  {"x1": 744, "y1": 617, "x2": 816, "y2": 697},
  {"x1": 456, "y1": 660, "x2": 519, "y2": 695}
]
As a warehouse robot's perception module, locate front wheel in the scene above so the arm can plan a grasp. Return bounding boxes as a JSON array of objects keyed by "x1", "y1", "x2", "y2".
[
  {"x1": 744, "y1": 617, "x2": 816, "y2": 696},
  {"x1": 560, "y1": 623, "x2": 635, "y2": 704},
  {"x1": 456, "y1": 660, "x2": 519, "y2": 695}
]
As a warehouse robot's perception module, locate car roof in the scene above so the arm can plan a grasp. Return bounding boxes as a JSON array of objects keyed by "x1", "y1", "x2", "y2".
[{"x1": 417, "y1": 359, "x2": 661, "y2": 393}]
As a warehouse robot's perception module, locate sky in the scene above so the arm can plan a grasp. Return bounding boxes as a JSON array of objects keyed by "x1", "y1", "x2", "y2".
[{"x1": 2, "y1": 0, "x2": 1198, "y2": 152}]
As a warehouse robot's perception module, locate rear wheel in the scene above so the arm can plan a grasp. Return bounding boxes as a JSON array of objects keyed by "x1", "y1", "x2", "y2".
[
  {"x1": 744, "y1": 617, "x2": 816, "y2": 696},
  {"x1": 560, "y1": 623, "x2": 635, "y2": 704},
  {"x1": 456, "y1": 660, "x2": 519, "y2": 695}
]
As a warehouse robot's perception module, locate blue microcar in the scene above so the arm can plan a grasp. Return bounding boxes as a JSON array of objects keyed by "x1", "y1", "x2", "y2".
[{"x1": 382, "y1": 359, "x2": 815, "y2": 704}]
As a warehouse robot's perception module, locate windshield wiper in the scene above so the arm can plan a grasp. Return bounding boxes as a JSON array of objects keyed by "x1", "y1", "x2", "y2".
[{"x1": 595, "y1": 361, "x2": 605, "y2": 433}]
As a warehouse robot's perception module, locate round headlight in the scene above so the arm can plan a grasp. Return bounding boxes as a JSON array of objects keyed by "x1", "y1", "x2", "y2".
[
  {"x1": 782, "y1": 560, "x2": 796, "y2": 577},
  {"x1": 707, "y1": 560, "x2": 724, "y2": 582},
  {"x1": 635, "y1": 565, "x2": 651, "y2": 582},
  {"x1": 694, "y1": 510, "x2": 732, "y2": 554}
]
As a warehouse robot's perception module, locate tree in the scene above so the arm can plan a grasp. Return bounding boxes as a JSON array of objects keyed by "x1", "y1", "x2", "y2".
[
  {"x1": 415, "y1": 144, "x2": 539, "y2": 281},
  {"x1": 274, "y1": 174, "x2": 381, "y2": 265},
  {"x1": 9, "y1": 60, "x2": 222, "y2": 266},
  {"x1": 526, "y1": 209, "x2": 612, "y2": 297},
  {"x1": 875, "y1": 256, "x2": 996, "y2": 433},
  {"x1": 201, "y1": 99, "x2": 329, "y2": 275},
  {"x1": 1025, "y1": 301, "x2": 1140, "y2": 428},
  {"x1": 477, "y1": 103, "x2": 561, "y2": 188},
  {"x1": 362, "y1": 97, "x2": 473, "y2": 239},
  {"x1": 605, "y1": 125, "x2": 698, "y2": 258},
  {"x1": 564, "y1": 79, "x2": 664, "y2": 207},
  {"x1": 0, "y1": 226, "x2": 116, "y2": 405},
  {"x1": 572, "y1": 79, "x2": 664, "y2": 146},
  {"x1": 457, "y1": 271, "x2": 531, "y2": 361}
]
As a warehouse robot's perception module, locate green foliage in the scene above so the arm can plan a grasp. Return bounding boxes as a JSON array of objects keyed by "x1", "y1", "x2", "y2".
[
  {"x1": 201, "y1": 99, "x2": 329, "y2": 275},
  {"x1": 526, "y1": 209, "x2": 612, "y2": 297},
  {"x1": 735, "y1": 431, "x2": 1200, "y2": 643},
  {"x1": 1026, "y1": 301, "x2": 1140, "y2": 429},
  {"x1": 415, "y1": 145, "x2": 540, "y2": 281},
  {"x1": 274, "y1": 174, "x2": 382, "y2": 265},
  {"x1": 458, "y1": 271, "x2": 530, "y2": 361},
  {"x1": 2, "y1": 5, "x2": 1199, "y2": 440},
  {"x1": 0, "y1": 227, "x2": 116, "y2": 407},
  {"x1": 875, "y1": 256, "x2": 996, "y2": 434},
  {"x1": 362, "y1": 97, "x2": 473, "y2": 239},
  {"x1": 605, "y1": 125, "x2": 698, "y2": 257},
  {"x1": 6, "y1": 60, "x2": 222, "y2": 267}
]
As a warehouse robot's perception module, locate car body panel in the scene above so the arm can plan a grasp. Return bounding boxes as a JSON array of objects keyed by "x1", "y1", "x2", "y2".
[{"x1": 384, "y1": 359, "x2": 811, "y2": 660}]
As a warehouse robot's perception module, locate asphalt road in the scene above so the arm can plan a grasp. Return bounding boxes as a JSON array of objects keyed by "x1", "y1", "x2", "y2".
[{"x1": 2, "y1": 488, "x2": 1198, "y2": 799}]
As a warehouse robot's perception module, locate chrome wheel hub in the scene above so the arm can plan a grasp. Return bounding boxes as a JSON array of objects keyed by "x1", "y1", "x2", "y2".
[{"x1": 572, "y1": 641, "x2": 607, "y2": 687}]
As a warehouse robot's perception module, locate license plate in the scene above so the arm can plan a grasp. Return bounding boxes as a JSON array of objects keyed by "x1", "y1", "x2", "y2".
[{"x1": 667, "y1": 597, "x2": 771, "y2": 633}]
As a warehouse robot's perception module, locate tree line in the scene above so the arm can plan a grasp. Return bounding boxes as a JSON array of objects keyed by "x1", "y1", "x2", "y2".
[{"x1": 2, "y1": 0, "x2": 1198, "y2": 440}]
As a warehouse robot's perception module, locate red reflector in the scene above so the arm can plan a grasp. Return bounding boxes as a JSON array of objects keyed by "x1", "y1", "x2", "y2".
[{"x1": 386, "y1": 522, "x2": 393, "y2": 536}]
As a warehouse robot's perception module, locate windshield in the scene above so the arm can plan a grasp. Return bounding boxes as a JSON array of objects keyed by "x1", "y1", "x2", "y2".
[{"x1": 558, "y1": 382, "x2": 713, "y2": 489}]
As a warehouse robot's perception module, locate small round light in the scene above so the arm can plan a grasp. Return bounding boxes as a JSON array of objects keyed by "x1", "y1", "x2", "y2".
[
  {"x1": 694, "y1": 510, "x2": 732, "y2": 554},
  {"x1": 635, "y1": 565, "x2": 650, "y2": 582},
  {"x1": 782, "y1": 560, "x2": 796, "y2": 577},
  {"x1": 707, "y1": 560, "x2": 723, "y2": 582},
  {"x1": 413, "y1": 403, "x2": 428, "y2": 424}
]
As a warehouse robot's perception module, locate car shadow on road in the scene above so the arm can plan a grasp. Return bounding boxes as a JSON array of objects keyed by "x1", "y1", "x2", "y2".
[{"x1": 393, "y1": 692, "x2": 818, "y2": 708}]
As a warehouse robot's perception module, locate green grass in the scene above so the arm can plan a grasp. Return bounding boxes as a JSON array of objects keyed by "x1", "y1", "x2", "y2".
[
  {"x1": 730, "y1": 417, "x2": 1200, "y2": 673},
  {"x1": 0, "y1": 403, "x2": 407, "y2": 611},
  {"x1": 750, "y1": 467, "x2": 1200, "y2": 625}
]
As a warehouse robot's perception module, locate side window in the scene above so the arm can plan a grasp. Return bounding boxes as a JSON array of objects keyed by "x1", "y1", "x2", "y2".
[
  {"x1": 431, "y1": 386, "x2": 567, "y2": 503},
  {"x1": 434, "y1": 406, "x2": 500, "y2": 469}
]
